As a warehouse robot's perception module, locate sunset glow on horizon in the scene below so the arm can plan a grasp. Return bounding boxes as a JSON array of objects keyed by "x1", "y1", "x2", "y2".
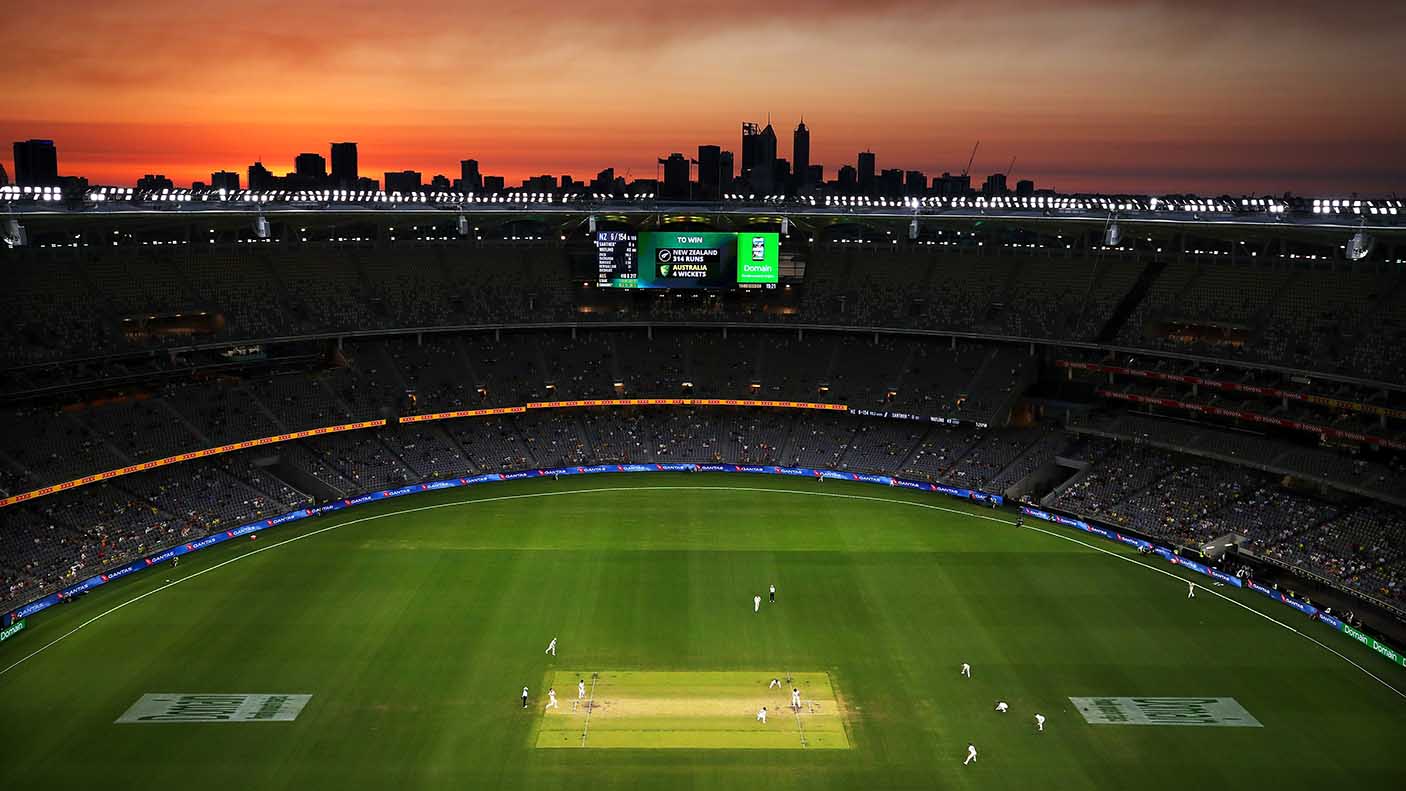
[{"x1": 6, "y1": 0, "x2": 1404, "y2": 195}]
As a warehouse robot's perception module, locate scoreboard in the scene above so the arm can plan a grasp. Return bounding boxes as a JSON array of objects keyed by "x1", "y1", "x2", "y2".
[{"x1": 593, "y1": 231, "x2": 779, "y2": 289}]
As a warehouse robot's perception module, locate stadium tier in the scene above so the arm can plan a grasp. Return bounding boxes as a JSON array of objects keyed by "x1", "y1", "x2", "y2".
[{"x1": 2, "y1": 216, "x2": 1404, "y2": 627}]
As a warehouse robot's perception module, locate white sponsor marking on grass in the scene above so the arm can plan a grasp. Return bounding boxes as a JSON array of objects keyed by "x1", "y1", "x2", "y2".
[
  {"x1": 116, "y1": 693, "x2": 312, "y2": 723},
  {"x1": 2, "y1": 481, "x2": 1402, "y2": 703},
  {"x1": 1069, "y1": 696, "x2": 1261, "y2": 727}
]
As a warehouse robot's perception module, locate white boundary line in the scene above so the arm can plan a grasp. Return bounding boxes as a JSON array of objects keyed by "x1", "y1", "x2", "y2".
[{"x1": 1, "y1": 482, "x2": 1401, "y2": 702}]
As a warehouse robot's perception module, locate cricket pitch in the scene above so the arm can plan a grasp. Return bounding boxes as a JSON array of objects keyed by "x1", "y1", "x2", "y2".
[{"x1": 535, "y1": 670, "x2": 851, "y2": 749}]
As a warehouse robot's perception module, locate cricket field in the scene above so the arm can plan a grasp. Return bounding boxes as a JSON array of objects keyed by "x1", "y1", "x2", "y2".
[{"x1": 0, "y1": 474, "x2": 1402, "y2": 789}]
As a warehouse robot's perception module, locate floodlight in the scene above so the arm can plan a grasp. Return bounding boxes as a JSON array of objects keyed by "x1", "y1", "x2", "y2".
[
  {"x1": 4, "y1": 219, "x2": 27, "y2": 247},
  {"x1": 1345, "y1": 229, "x2": 1374, "y2": 261}
]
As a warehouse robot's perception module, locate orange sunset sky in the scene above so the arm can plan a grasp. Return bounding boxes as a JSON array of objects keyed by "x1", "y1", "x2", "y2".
[{"x1": 4, "y1": 0, "x2": 1404, "y2": 195}]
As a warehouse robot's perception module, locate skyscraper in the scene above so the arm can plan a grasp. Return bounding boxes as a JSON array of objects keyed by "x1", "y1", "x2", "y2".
[
  {"x1": 0, "y1": 162, "x2": 8, "y2": 186},
  {"x1": 294, "y1": 153, "x2": 327, "y2": 182},
  {"x1": 384, "y1": 170, "x2": 422, "y2": 193},
  {"x1": 697, "y1": 145, "x2": 721, "y2": 200},
  {"x1": 719, "y1": 151, "x2": 735, "y2": 188},
  {"x1": 211, "y1": 171, "x2": 240, "y2": 191},
  {"x1": 13, "y1": 139, "x2": 58, "y2": 186},
  {"x1": 460, "y1": 159, "x2": 482, "y2": 192},
  {"x1": 793, "y1": 121, "x2": 810, "y2": 189},
  {"x1": 857, "y1": 151, "x2": 876, "y2": 194},
  {"x1": 749, "y1": 121, "x2": 778, "y2": 193},
  {"x1": 659, "y1": 153, "x2": 691, "y2": 199},
  {"x1": 330, "y1": 142, "x2": 358, "y2": 188},
  {"x1": 248, "y1": 161, "x2": 274, "y2": 191},
  {"x1": 740, "y1": 122, "x2": 761, "y2": 180}
]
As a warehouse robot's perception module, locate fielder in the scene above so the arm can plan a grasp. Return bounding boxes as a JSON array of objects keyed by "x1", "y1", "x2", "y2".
[
  {"x1": 1035, "y1": 713, "x2": 1046, "y2": 732},
  {"x1": 578, "y1": 679, "x2": 586, "y2": 700},
  {"x1": 769, "y1": 584, "x2": 776, "y2": 603},
  {"x1": 546, "y1": 637, "x2": 557, "y2": 656},
  {"x1": 754, "y1": 594, "x2": 761, "y2": 613},
  {"x1": 545, "y1": 688, "x2": 559, "y2": 710},
  {"x1": 961, "y1": 662, "x2": 971, "y2": 678},
  {"x1": 521, "y1": 686, "x2": 529, "y2": 709},
  {"x1": 769, "y1": 678, "x2": 782, "y2": 689},
  {"x1": 963, "y1": 743, "x2": 977, "y2": 765},
  {"x1": 791, "y1": 688, "x2": 801, "y2": 710},
  {"x1": 1188, "y1": 581, "x2": 1196, "y2": 599},
  {"x1": 756, "y1": 707, "x2": 768, "y2": 723},
  {"x1": 995, "y1": 701, "x2": 1008, "y2": 713}
]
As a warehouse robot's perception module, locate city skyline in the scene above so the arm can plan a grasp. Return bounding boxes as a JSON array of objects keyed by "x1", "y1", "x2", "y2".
[{"x1": 4, "y1": 1, "x2": 1404, "y2": 195}]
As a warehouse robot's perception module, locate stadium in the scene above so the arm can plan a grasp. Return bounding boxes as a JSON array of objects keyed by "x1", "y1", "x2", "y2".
[{"x1": 0, "y1": 189, "x2": 1404, "y2": 789}]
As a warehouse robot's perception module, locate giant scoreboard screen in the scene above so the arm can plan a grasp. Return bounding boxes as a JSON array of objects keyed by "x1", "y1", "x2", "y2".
[{"x1": 593, "y1": 231, "x2": 779, "y2": 289}]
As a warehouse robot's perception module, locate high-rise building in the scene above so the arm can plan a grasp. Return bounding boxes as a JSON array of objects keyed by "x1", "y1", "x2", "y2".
[
  {"x1": 904, "y1": 170, "x2": 927, "y2": 196},
  {"x1": 697, "y1": 145, "x2": 721, "y2": 200},
  {"x1": 0, "y1": 162, "x2": 8, "y2": 186},
  {"x1": 591, "y1": 167, "x2": 616, "y2": 195},
  {"x1": 793, "y1": 121, "x2": 810, "y2": 189},
  {"x1": 837, "y1": 164, "x2": 857, "y2": 192},
  {"x1": 211, "y1": 171, "x2": 240, "y2": 191},
  {"x1": 13, "y1": 139, "x2": 59, "y2": 186},
  {"x1": 749, "y1": 122, "x2": 778, "y2": 193},
  {"x1": 136, "y1": 174, "x2": 175, "y2": 190},
  {"x1": 330, "y1": 143, "x2": 358, "y2": 187},
  {"x1": 248, "y1": 161, "x2": 275, "y2": 191},
  {"x1": 740, "y1": 122, "x2": 761, "y2": 180},
  {"x1": 1015, "y1": 179, "x2": 1035, "y2": 197},
  {"x1": 294, "y1": 153, "x2": 327, "y2": 182},
  {"x1": 807, "y1": 164, "x2": 823, "y2": 186},
  {"x1": 857, "y1": 151, "x2": 876, "y2": 194},
  {"x1": 483, "y1": 175, "x2": 505, "y2": 193},
  {"x1": 879, "y1": 168, "x2": 903, "y2": 197},
  {"x1": 981, "y1": 173, "x2": 1007, "y2": 196},
  {"x1": 659, "y1": 153, "x2": 691, "y2": 200},
  {"x1": 384, "y1": 170, "x2": 422, "y2": 193},
  {"x1": 459, "y1": 159, "x2": 482, "y2": 192},
  {"x1": 719, "y1": 151, "x2": 735, "y2": 188},
  {"x1": 430, "y1": 174, "x2": 452, "y2": 190}
]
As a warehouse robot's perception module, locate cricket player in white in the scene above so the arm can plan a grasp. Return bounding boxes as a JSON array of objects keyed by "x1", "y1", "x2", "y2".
[
  {"x1": 521, "y1": 686, "x2": 529, "y2": 709},
  {"x1": 963, "y1": 743, "x2": 977, "y2": 765},
  {"x1": 995, "y1": 701, "x2": 1008, "y2": 713},
  {"x1": 791, "y1": 688, "x2": 801, "y2": 710},
  {"x1": 769, "y1": 584, "x2": 776, "y2": 603},
  {"x1": 757, "y1": 707, "x2": 768, "y2": 723},
  {"x1": 1188, "y1": 581, "x2": 1196, "y2": 598},
  {"x1": 1035, "y1": 713, "x2": 1046, "y2": 732},
  {"x1": 753, "y1": 594, "x2": 761, "y2": 613},
  {"x1": 545, "y1": 688, "x2": 558, "y2": 710},
  {"x1": 769, "y1": 678, "x2": 782, "y2": 689},
  {"x1": 578, "y1": 679, "x2": 586, "y2": 700},
  {"x1": 961, "y1": 662, "x2": 971, "y2": 678},
  {"x1": 546, "y1": 637, "x2": 557, "y2": 656}
]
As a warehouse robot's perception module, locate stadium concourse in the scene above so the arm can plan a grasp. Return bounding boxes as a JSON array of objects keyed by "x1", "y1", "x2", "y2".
[{"x1": 1, "y1": 227, "x2": 1405, "y2": 641}]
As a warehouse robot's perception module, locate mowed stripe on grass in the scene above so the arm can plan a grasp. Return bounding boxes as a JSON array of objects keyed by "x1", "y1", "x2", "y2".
[
  {"x1": 536, "y1": 671, "x2": 849, "y2": 749},
  {"x1": 1, "y1": 475, "x2": 1403, "y2": 790}
]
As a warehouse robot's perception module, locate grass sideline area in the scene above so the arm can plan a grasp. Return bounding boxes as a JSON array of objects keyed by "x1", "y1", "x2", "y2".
[
  {"x1": 0, "y1": 473, "x2": 1403, "y2": 789},
  {"x1": 536, "y1": 670, "x2": 849, "y2": 749}
]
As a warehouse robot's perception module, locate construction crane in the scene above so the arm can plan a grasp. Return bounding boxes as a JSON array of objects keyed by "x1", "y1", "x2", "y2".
[
  {"x1": 961, "y1": 141, "x2": 980, "y2": 178},
  {"x1": 1005, "y1": 156, "x2": 1016, "y2": 179}
]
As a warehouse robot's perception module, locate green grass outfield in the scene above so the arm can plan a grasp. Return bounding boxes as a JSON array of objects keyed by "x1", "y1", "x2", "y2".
[{"x1": 1, "y1": 473, "x2": 1403, "y2": 789}]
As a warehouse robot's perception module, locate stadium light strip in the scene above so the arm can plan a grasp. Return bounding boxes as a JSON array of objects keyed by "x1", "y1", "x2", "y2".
[
  {"x1": 0, "y1": 420, "x2": 386, "y2": 509},
  {"x1": 1060, "y1": 360, "x2": 1406, "y2": 421},
  {"x1": 0, "y1": 401, "x2": 855, "y2": 510}
]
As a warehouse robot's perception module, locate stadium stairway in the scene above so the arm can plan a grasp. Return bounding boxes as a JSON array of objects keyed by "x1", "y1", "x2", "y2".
[{"x1": 1095, "y1": 256, "x2": 1167, "y2": 343}]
